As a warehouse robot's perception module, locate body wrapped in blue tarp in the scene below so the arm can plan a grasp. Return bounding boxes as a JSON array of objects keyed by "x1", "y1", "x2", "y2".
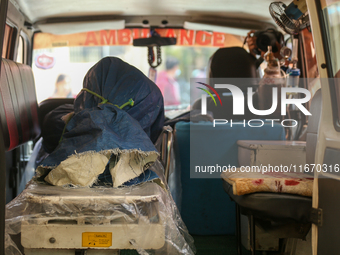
[{"x1": 38, "y1": 57, "x2": 165, "y2": 187}]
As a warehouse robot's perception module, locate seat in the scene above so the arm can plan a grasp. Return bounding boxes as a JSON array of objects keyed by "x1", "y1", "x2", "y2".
[
  {"x1": 191, "y1": 47, "x2": 259, "y2": 119},
  {"x1": 171, "y1": 46, "x2": 285, "y2": 235},
  {"x1": 0, "y1": 58, "x2": 40, "y2": 255},
  {"x1": 0, "y1": 59, "x2": 40, "y2": 150},
  {"x1": 38, "y1": 98, "x2": 75, "y2": 130},
  {"x1": 223, "y1": 183, "x2": 312, "y2": 224},
  {"x1": 222, "y1": 89, "x2": 322, "y2": 254},
  {"x1": 173, "y1": 121, "x2": 286, "y2": 235},
  {"x1": 207, "y1": 47, "x2": 258, "y2": 79}
]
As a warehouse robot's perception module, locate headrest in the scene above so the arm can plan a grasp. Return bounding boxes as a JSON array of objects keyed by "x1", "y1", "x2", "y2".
[{"x1": 209, "y1": 47, "x2": 257, "y2": 79}]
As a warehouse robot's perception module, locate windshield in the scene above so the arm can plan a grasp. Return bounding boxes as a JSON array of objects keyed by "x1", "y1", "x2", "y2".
[{"x1": 32, "y1": 28, "x2": 245, "y2": 110}]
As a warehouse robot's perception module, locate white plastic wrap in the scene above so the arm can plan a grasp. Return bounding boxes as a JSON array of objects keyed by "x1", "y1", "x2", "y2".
[{"x1": 5, "y1": 164, "x2": 195, "y2": 254}]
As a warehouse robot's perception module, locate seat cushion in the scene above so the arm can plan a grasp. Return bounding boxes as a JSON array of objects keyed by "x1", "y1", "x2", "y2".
[
  {"x1": 223, "y1": 179, "x2": 312, "y2": 223},
  {"x1": 221, "y1": 171, "x2": 313, "y2": 197}
]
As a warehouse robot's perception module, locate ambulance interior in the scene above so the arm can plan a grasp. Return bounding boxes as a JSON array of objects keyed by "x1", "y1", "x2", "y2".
[{"x1": 1, "y1": 0, "x2": 340, "y2": 254}]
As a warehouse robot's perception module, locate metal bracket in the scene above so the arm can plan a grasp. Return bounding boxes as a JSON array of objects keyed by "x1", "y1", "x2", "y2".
[{"x1": 310, "y1": 208, "x2": 323, "y2": 226}]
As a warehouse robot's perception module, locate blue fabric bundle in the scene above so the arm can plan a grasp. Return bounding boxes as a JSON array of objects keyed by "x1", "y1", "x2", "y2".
[
  {"x1": 74, "y1": 57, "x2": 164, "y2": 143},
  {"x1": 41, "y1": 57, "x2": 164, "y2": 174}
]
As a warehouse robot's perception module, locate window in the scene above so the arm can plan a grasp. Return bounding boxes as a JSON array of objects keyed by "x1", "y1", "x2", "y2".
[
  {"x1": 323, "y1": 0, "x2": 340, "y2": 77},
  {"x1": 32, "y1": 29, "x2": 245, "y2": 108},
  {"x1": 300, "y1": 28, "x2": 320, "y2": 100},
  {"x1": 2, "y1": 24, "x2": 13, "y2": 59},
  {"x1": 16, "y1": 35, "x2": 24, "y2": 63},
  {"x1": 322, "y1": 0, "x2": 340, "y2": 124}
]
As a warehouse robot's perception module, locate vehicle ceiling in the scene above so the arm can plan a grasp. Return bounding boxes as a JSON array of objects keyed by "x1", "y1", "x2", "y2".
[{"x1": 10, "y1": 0, "x2": 290, "y2": 34}]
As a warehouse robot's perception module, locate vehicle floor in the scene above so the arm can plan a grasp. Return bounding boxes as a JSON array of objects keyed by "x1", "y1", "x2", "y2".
[{"x1": 121, "y1": 235, "x2": 262, "y2": 255}]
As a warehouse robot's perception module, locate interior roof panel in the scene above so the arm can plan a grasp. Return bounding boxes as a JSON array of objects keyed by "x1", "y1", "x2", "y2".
[{"x1": 11, "y1": 0, "x2": 290, "y2": 24}]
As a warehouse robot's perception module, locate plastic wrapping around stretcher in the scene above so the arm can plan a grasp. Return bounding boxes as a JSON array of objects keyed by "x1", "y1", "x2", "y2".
[{"x1": 5, "y1": 161, "x2": 195, "y2": 255}]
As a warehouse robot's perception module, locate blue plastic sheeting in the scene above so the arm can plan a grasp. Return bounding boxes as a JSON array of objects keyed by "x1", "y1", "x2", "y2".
[
  {"x1": 41, "y1": 57, "x2": 164, "y2": 173},
  {"x1": 172, "y1": 121, "x2": 285, "y2": 235}
]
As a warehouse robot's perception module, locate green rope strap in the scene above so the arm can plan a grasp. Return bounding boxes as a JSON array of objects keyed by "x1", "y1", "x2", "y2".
[
  {"x1": 81, "y1": 88, "x2": 134, "y2": 109},
  {"x1": 59, "y1": 89, "x2": 134, "y2": 143},
  {"x1": 119, "y1": 98, "x2": 135, "y2": 108},
  {"x1": 59, "y1": 116, "x2": 71, "y2": 144},
  {"x1": 81, "y1": 88, "x2": 113, "y2": 106}
]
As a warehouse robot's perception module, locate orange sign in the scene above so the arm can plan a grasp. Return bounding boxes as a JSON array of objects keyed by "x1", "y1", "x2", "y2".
[
  {"x1": 82, "y1": 232, "x2": 112, "y2": 247},
  {"x1": 34, "y1": 29, "x2": 245, "y2": 49}
]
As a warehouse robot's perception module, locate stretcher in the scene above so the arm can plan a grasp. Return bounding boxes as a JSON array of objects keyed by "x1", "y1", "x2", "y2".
[
  {"x1": 6, "y1": 128, "x2": 194, "y2": 255},
  {"x1": 18, "y1": 181, "x2": 164, "y2": 254}
]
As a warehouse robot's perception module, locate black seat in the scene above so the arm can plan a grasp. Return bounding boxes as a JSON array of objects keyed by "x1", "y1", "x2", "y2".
[
  {"x1": 0, "y1": 59, "x2": 40, "y2": 150},
  {"x1": 38, "y1": 98, "x2": 74, "y2": 130},
  {"x1": 192, "y1": 47, "x2": 259, "y2": 119},
  {"x1": 38, "y1": 98, "x2": 75, "y2": 153},
  {"x1": 222, "y1": 89, "x2": 322, "y2": 254},
  {"x1": 208, "y1": 47, "x2": 257, "y2": 79},
  {"x1": 223, "y1": 181, "x2": 312, "y2": 224}
]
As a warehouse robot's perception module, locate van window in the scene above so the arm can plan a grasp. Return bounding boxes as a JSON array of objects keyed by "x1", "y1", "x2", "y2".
[
  {"x1": 300, "y1": 28, "x2": 320, "y2": 101},
  {"x1": 2, "y1": 24, "x2": 13, "y2": 59},
  {"x1": 32, "y1": 29, "x2": 245, "y2": 109},
  {"x1": 16, "y1": 35, "x2": 24, "y2": 63},
  {"x1": 322, "y1": 0, "x2": 340, "y2": 122},
  {"x1": 323, "y1": 0, "x2": 340, "y2": 77}
]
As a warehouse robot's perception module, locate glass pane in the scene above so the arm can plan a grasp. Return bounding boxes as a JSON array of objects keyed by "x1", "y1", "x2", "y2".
[
  {"x1": 2, "y1": 24, "x2": 11, "y2": 59},
  {"x1": 16, "y1": 35, "x2": 24, "y2": 63},
  {"x1": 32, "y1": 29, "x2": 245, "y2": 108},
  {"x1": 323, "y1": 1, "x2": 340, "y2": 76},
  {"x1": 322, "y1": 1, "x2": 340, "y2": 122}
]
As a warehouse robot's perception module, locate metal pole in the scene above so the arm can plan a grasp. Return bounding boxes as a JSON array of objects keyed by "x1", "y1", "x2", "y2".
[
  {"x1": 249, "y1": 214, "x2": 256, "y2": 255},
  {"x1": 236, "y1": 204, "x2": 242, "y2": 255}
]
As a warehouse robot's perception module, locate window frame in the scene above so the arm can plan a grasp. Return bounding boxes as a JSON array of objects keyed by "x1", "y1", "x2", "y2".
[
  {"x1": 16, "y1": 31, "x2": 30, "y2": 64},
  {"x1": 317, "y1": 0, "x2": 340, "y2": 131}
]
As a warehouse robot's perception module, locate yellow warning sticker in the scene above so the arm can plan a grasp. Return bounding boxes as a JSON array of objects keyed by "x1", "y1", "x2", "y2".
[{"x1": 82, "y1": 232, "x2": 112, "y2": 247}]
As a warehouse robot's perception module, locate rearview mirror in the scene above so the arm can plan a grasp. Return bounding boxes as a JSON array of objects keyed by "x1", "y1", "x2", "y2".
[{"x1": 133, "y1": 37, "x2": 177, "y2": 47}]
